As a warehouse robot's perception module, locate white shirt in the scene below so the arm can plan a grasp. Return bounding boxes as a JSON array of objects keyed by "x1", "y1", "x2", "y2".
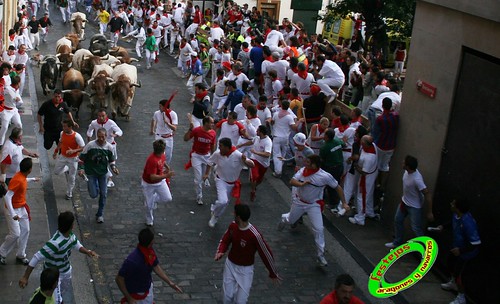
[
  {"x1": 86, "y1": 118, "x2": 123, "y2": 144},
  {"x1": 270, "y1": 59, "x2": 289, "y2": 81},
  {"x1": 2, "y1": 52, "x2": 16, "y2": 66},
  {"x1": 257, "y1": 107, "x2": 271, "y2": 125},
  {"x1": 264, "y1": 30, "x2": 283, "y2": 48},
  {"x1": 173, "y1": 7, "x2": 184, "y2": 23},
  {"x1": 179, "y1": 43, "x2": 193, "y2": 62},
  {"x1": 371, "y1": 91, "x2": 402, "y2": 112},
  {"x1": 209, "y1": 149, "x2": 245, "y2": 182},
  {"x1": 402, "y1": 170, "x2": 427, "y2": 208},
  {"x1": 272, "y1": 111, "x2": 295, "y2": 138},
  {"x1": 319, "y1": 60, "x2": 345, "y2": 85},
  {"x1": 218, "y1": 120, "x2": 244, "y2": 146},
  {"x1": 334, "y1": 127, "x2": 356, "y2": 150},
  {"x1": 210, "y1": 27, "x2": 225, "y2": 41},
  {"x1": 152, "y1": 110, "x2": 178, "y2": 136},
  {"x1": 358, "y1": 148, "x2": 378, "y2": 175},
  {"x1": 3, "y1": 85, "x2": 23, "y2": 109},
  {"x1": 250, "y1": 136, "x2": 272, "y2": 167},
  {"x1": 1, "y1": 139, "x2": 24, "y2": 178},
  {"x1": 290, "y1": 73, "x2": 315, "y2": 96},
  {"x1": 214, "y1": 76, "x2": 228, "y2": 96},
  {"x1": 226, "y1": 72, "x2": 249, "y2": 91},
  {"x1": 293, "y1": 168, "x2": 338, "y2": 204},
  {"x1": 233, "y1": 104, "x2": 247, "y2": 121}
]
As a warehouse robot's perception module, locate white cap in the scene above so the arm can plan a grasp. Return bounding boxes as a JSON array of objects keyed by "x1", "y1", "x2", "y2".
[
  {"x1": 293, "y1": 133, "x2": 307, "y2": 146},
  {"x1": 191, "y1": 51, "x2": 197, "y2": 57}
]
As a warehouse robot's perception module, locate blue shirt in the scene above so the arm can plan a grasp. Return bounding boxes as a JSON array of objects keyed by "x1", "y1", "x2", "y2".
[
  {"x1": 452, "y1": 212, "x2": 481, "y2": 260},
  {"x1": 249, "y1": 46, "x2": 264, "y2": 74},
  {"x1": 224, "y1": 89, "x2": 245, "y2": 112},
  {"x1": 190, "y1": 58, "x2": 203, "y2": 76},
  {"x1": 118, "y1": 248, "x2": 159, "y2": 293}
]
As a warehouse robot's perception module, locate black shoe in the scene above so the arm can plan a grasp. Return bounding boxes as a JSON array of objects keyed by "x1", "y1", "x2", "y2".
[{"x1": 16, "y1": 257, "x2": 29, "y2": 265}]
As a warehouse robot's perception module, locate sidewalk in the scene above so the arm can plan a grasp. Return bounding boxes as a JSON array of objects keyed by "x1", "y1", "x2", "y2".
[{"x1": 0, "y1": 62, "x2": 97, "y2": 303}]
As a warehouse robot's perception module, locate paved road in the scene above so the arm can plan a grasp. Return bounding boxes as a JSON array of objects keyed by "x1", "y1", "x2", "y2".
[{"x1": 18, "y1": 4, "x2": 456, "y2": 304}]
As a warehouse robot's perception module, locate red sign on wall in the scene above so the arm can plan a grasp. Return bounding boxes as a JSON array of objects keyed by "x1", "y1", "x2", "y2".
[{"x1": 416, "y1": 80, "x2": 437, "y2": 98}]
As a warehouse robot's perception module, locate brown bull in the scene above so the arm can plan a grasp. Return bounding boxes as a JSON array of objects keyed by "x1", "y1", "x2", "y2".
[
  {"x1": 62, "y1": 68, "x2": 89, "y2": 118},
  {"x1": 88, "y1": 71, "x2": 114, "y2": 114},
  {"x1": 110, "y1": 74, "x2": 141, "y2": 120},
  {"x1": 70, "y1": 13, "x2": 86, "y2": 40},
  {"x1": 109, "y1": 46, "x2": 139, "y2": 64},
  {"x1": 56, "y1": 44, "x2": 73, "y2": 76},
  {"x1": 65, "y1": 33, "x2": 82, "y2": 52}
]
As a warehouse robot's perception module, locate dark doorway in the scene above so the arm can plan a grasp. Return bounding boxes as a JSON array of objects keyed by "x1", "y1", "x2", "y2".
[{"x1": 433, "y1": 47, "x2": 500, "y2": 302}]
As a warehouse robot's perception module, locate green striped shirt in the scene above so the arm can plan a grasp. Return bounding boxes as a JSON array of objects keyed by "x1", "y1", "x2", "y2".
[{"x1": 39, "y1": 231, "x2": 82, "y2": 274}]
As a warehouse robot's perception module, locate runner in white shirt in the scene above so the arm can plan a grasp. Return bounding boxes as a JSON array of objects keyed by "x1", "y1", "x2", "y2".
[
  {"x1": 248, "y1": 125, "x2": 272, "y2": 201},
  {"x1": 226, "y1": 63, "x2": 249, "y2": 91},
  {"x1": 278, "y1": 154, "x2": 349, "y2": 267},
  {"x1": 215, "y1": 112, "x2": 247, "y2": 148},
  {"x1": 236, "y1": 105, "x2": 261, "y2": 158},
  {"x1": 290, "y1": 62, "x2": 315, "y2": 100},
  {"x1": 211, "y1": 68, "x2": 228, "y2": 119},
  {"x1": 209, "y1": 20, "x2": 225, "y2": 45},
  {"x1": 271, "y1": 100, "x2": 298, "y2": 177},
  {"x1": 270, "y1": 52, "x2": 289, "y2": 86},
  {"x1": 204, "y1": 138, "x2": 255, "y2": 227},
  {"x1": 334, "y1": 115, "x2": 356, "y2": 176},
  {"x1": 256, "y1": 96, "x2": 272, "y2": 128},
  {"x1": 150, "y1": 99, "x2": 178, "y2": 164},
  {"x1": 233, "y1": 95, "x2": 252, "y2": 121},
  {"x1": 264, "y1": 29, "x2": 286, "y2": 52},
  {"x1": 0, "y1": 77, "x2": 23, "y2": 146}
]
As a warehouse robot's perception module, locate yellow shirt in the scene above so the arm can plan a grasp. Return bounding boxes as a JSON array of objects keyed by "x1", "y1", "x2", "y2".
[
  {"x1": 290, "y1": 98, "x2": 304, "y2": 119},
  {"x1": 97, "y1": 10, "x2": 110, "y2": 24}
]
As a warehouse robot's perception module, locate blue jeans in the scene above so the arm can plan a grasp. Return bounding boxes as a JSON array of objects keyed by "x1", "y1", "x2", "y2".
[
  {"x1": 394, "y1": 202, "x2": 423, "y2": 246},
  {"x1": 87, "y1": 175, "x2": 108, "y2": 217}
]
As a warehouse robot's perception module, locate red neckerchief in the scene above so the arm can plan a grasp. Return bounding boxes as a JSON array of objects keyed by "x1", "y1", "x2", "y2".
[
  {"x1": 351, "y1": 117, "x2": 361, "y2": 124},
  {"x1": 292, "y1": 67, "x2": 299, "y2": 74},
  {"x1": 221, "y1": 146, "x2": 237, "y2": 157},
  {"x1": 216, "y1": 75, "x2": 223, "y2": 81},
  {"x1": 271, "y1": 76, "x2": 278, "y2": 81},
  {"x1": 43, "y1": 17, "x2": 48, "y2": 22},
  {"x1": 9, "y1": 34, "x2": 15, "y2": 41},
  {"x1": 362, "y1": 144, "x2": 376, "y2": 154},
  {"x1": 242, "y1": 47, "x2": 249, "y2": 52},
  {"x1": 338, "y1": 124, "x2": 349, "y2": 133},
  {"x1": 164, "y1": 109, "x2": 172, "y2": 123},
  {"x1": 257, "y1": 104, "x2": 266, "y2": 110},
  {"x1": 137, "y1": 244, "x2": 157, "y2": 266},
  {"x1": 318, "y1": 124, "x2": 326, "y2": 134},
  {"x1": 98, "y1": 117, "x2": 109, "y2": 126},
  {"x1": 180, "y1": 42, "x2": 186, "y2": 49},
  {"x1": 153, "y1": 24, "x2": 158, "y2": 29},
  {"x1": 278, "y1": 109, "x2": 289, "y2": 119},
  {"x1": 233, "y1": 71, "x2": 241, "y2": 76},
  {"x1": 18, "y1": 50, "x2": 26, "y2": 55},
  {"x1": 195, "y1": 90, "x2": 208, "y2": 100},
  {"x1": 298, "y1": 70, "x2": 308, "y2": 79},
  {"x1": 265, "y1": 55, "x2": 275, "y2": 62},
  {"x1": 303, "y1": 168, "x2": 319, "y2": 177},
  {"x1": 191, "y1": 57, "x2": 198, "y2": 69}
]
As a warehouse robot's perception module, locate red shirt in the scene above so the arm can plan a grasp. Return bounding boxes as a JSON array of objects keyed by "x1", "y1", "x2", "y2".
[
  {"x1": 142, "y1": 153, "x2": 166, "y2": 184},
  {"x1": 320, "y1": 291, "x2": 364, "y2": 304},
  {"x1": 190, "y1": 127, "x2": 216, "y2": 155}
]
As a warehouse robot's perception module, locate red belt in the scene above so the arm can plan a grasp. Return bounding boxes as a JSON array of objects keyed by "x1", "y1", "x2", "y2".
[
  {"x1": 342, "y1": 148, "x2": 352, "y2": 152},
  {"x1": 4, "y1": 106, "x2": 14, "y2": 110},
  {"x1": 157, "y1": 133, "x2": 174, "y2": 138}
]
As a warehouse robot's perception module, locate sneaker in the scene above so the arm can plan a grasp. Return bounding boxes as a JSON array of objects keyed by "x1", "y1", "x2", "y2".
[
  {"x1": 385, "y1": 242, "x2": 396, "y2": 249},
  {"x1": 16, "y1": 257, "x2": 29, "y2": 265},
  {"x1": 348, "y1": 217, "x2": 364, "y2": 225},
  {"x1": 272, "y1": 172, "x2": 281, "y2": 178},
  {"x1": 367, "y1": 214, "x2": 381, "y2": 221},
  {"x1": 208, "y1": 214, "x2": 218, "y2": 228},
  {"x1": 317, "y1": 255, "x2": 328, "y2": 267},
  {"x1": 242, "y1": 165, "x2": 248, "y2": 171},
  {"x1": 450, "y1": 293, "x2": 466, "y2": 304},
  {"x1": 277, "y1": 218, "x2": 286, "y2": 231},
  {"x1": 145, "y1": 223, "x2": 154, "y2": 227},
  {"x1": 441, "y1": 279, "x2": 458, "y2": 292},
  {"x1": 327, "y1": 93, "x2": 337, "y2": 103},
  {"x1": 96, "y1": 216, "x2": 104, "y2": 223},
  {"x1": 0, "y1": 255, "x2": 6, "y2": 265},
  {"x1": 65, "y1": 191, "x2": 73, "y2": 200},
  {"x1": 107, "y1": 180, "x2": 115, "y2": 188},
  {"x1": 197, "y1": 198, "x2": 204, "y2": 205}
]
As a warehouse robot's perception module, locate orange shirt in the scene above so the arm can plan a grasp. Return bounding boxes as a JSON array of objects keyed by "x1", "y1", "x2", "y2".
[
  {"x1": 60, "y1": 131, "x2": 79, "y2": 158},
  {"x1": 8, "y1": 171, "x2": 27, "y2": 209}
]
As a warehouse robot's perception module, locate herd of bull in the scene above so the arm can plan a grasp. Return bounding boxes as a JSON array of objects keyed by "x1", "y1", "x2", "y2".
[{"x1": 37, "y1": 21, "x2": 142, "y2": 120}]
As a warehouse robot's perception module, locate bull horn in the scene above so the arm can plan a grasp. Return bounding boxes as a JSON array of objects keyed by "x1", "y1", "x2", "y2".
[
  {"x1": 130, "y1": 58, "x2": 139, "y2": 62},
  {"x1": 130, "y1": 80, "x2": 142, "y2": 88},
  {"x1": 100, "y1": 54, "x2": 109, "y2": 60},
  {"x1": 56, "y1": 53, "x2": 61, "y2": 58},
  {"x1": 40, "y1": 60, "x2": 47, "y2": 64},
  {"x1": 116, "y1": 56, "x2": 123, "y2": 60},
  {"x1": 83, "y1": 55, "x2": 90, "y2": 60},
  {"x1": 106, "y1": 77, "x2": 114, "y2": 82},
  {"x1": 82, "y1": 91, "x2": 92, "y2": 97},
  {"x1": 61, "y1": 90, "x2": 72, "y2": 94},
  {"x1": 87, "y1": 78, "x2": 95, "y2": 86}
]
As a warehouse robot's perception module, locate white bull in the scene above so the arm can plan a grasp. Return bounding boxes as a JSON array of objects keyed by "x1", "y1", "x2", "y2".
[
  {"x1": 110, "y1": 64, "x2": 141, "y2": 120},
  {"x1": 70, "y1": 12, "x2": 87, "y2": 40}
]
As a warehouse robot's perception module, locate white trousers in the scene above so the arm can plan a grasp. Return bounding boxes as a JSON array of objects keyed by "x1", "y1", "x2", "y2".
[
  {"x1": 110, "y1": 32, "x2": 120, "y2": 48},
  {"x1": 142, "y1": 179, "x2": 172, "y2": 225},
  {"x1": 145, "y1": 49, "x2": 156, "y2": 67},
  {"x1": 212, "y1": 95, "x2": 227, "y2": 119},
  {"x1": 272, "y1": 136, "x2": 289, "y2": 175},
  {"x1": 59, "y1": 6, "x2": 70, "y2": 22},
  {"x1": 55, "y1": 269, "x2": 74, "y2": 304},
  {"x1": 0, "y1": 109, "x2": 23, "y2": 146},
  {"x1": 210, "y1": 177, "x2": 235, "y2": 218},
  {"x1": 394, "y1": 61, "x2": 404, "y2": 74},
  {"x1": 29, "y1": 32, "x2": 40, "y2": 48},
  {"x1": 54, "y1": 155, "x2": 79, "y2": 195},
  {"x1": 191, "y1": 152, "x2": 210, "y2": 200},
  {"x1": 135, "y1": 39, "x2": 145, "y2": 57},
  {"x1": 281, "y1": 198, "x2": 325, "y2": 256},
  {"x1": 354, "y1": 172, "x2": 378, "y2": 224},
  {"x1": 336, "y1": 171, "x2": 359, "y2": 214},
  {"x1": 187, "y1": 75, "x2": 203, "y2": 96},
  {"x1": 223, "y1": 258, "x2": 254, "y2": 304},
  {"x1": 99, "y1": 22, "x2": 107, "y2": 35},
  {"x1": 0, "y1": 205, "x2": 30, "y2": 259},
  {"x1": 317, "y1": 78, "x2": 343, "y2": 99}
]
